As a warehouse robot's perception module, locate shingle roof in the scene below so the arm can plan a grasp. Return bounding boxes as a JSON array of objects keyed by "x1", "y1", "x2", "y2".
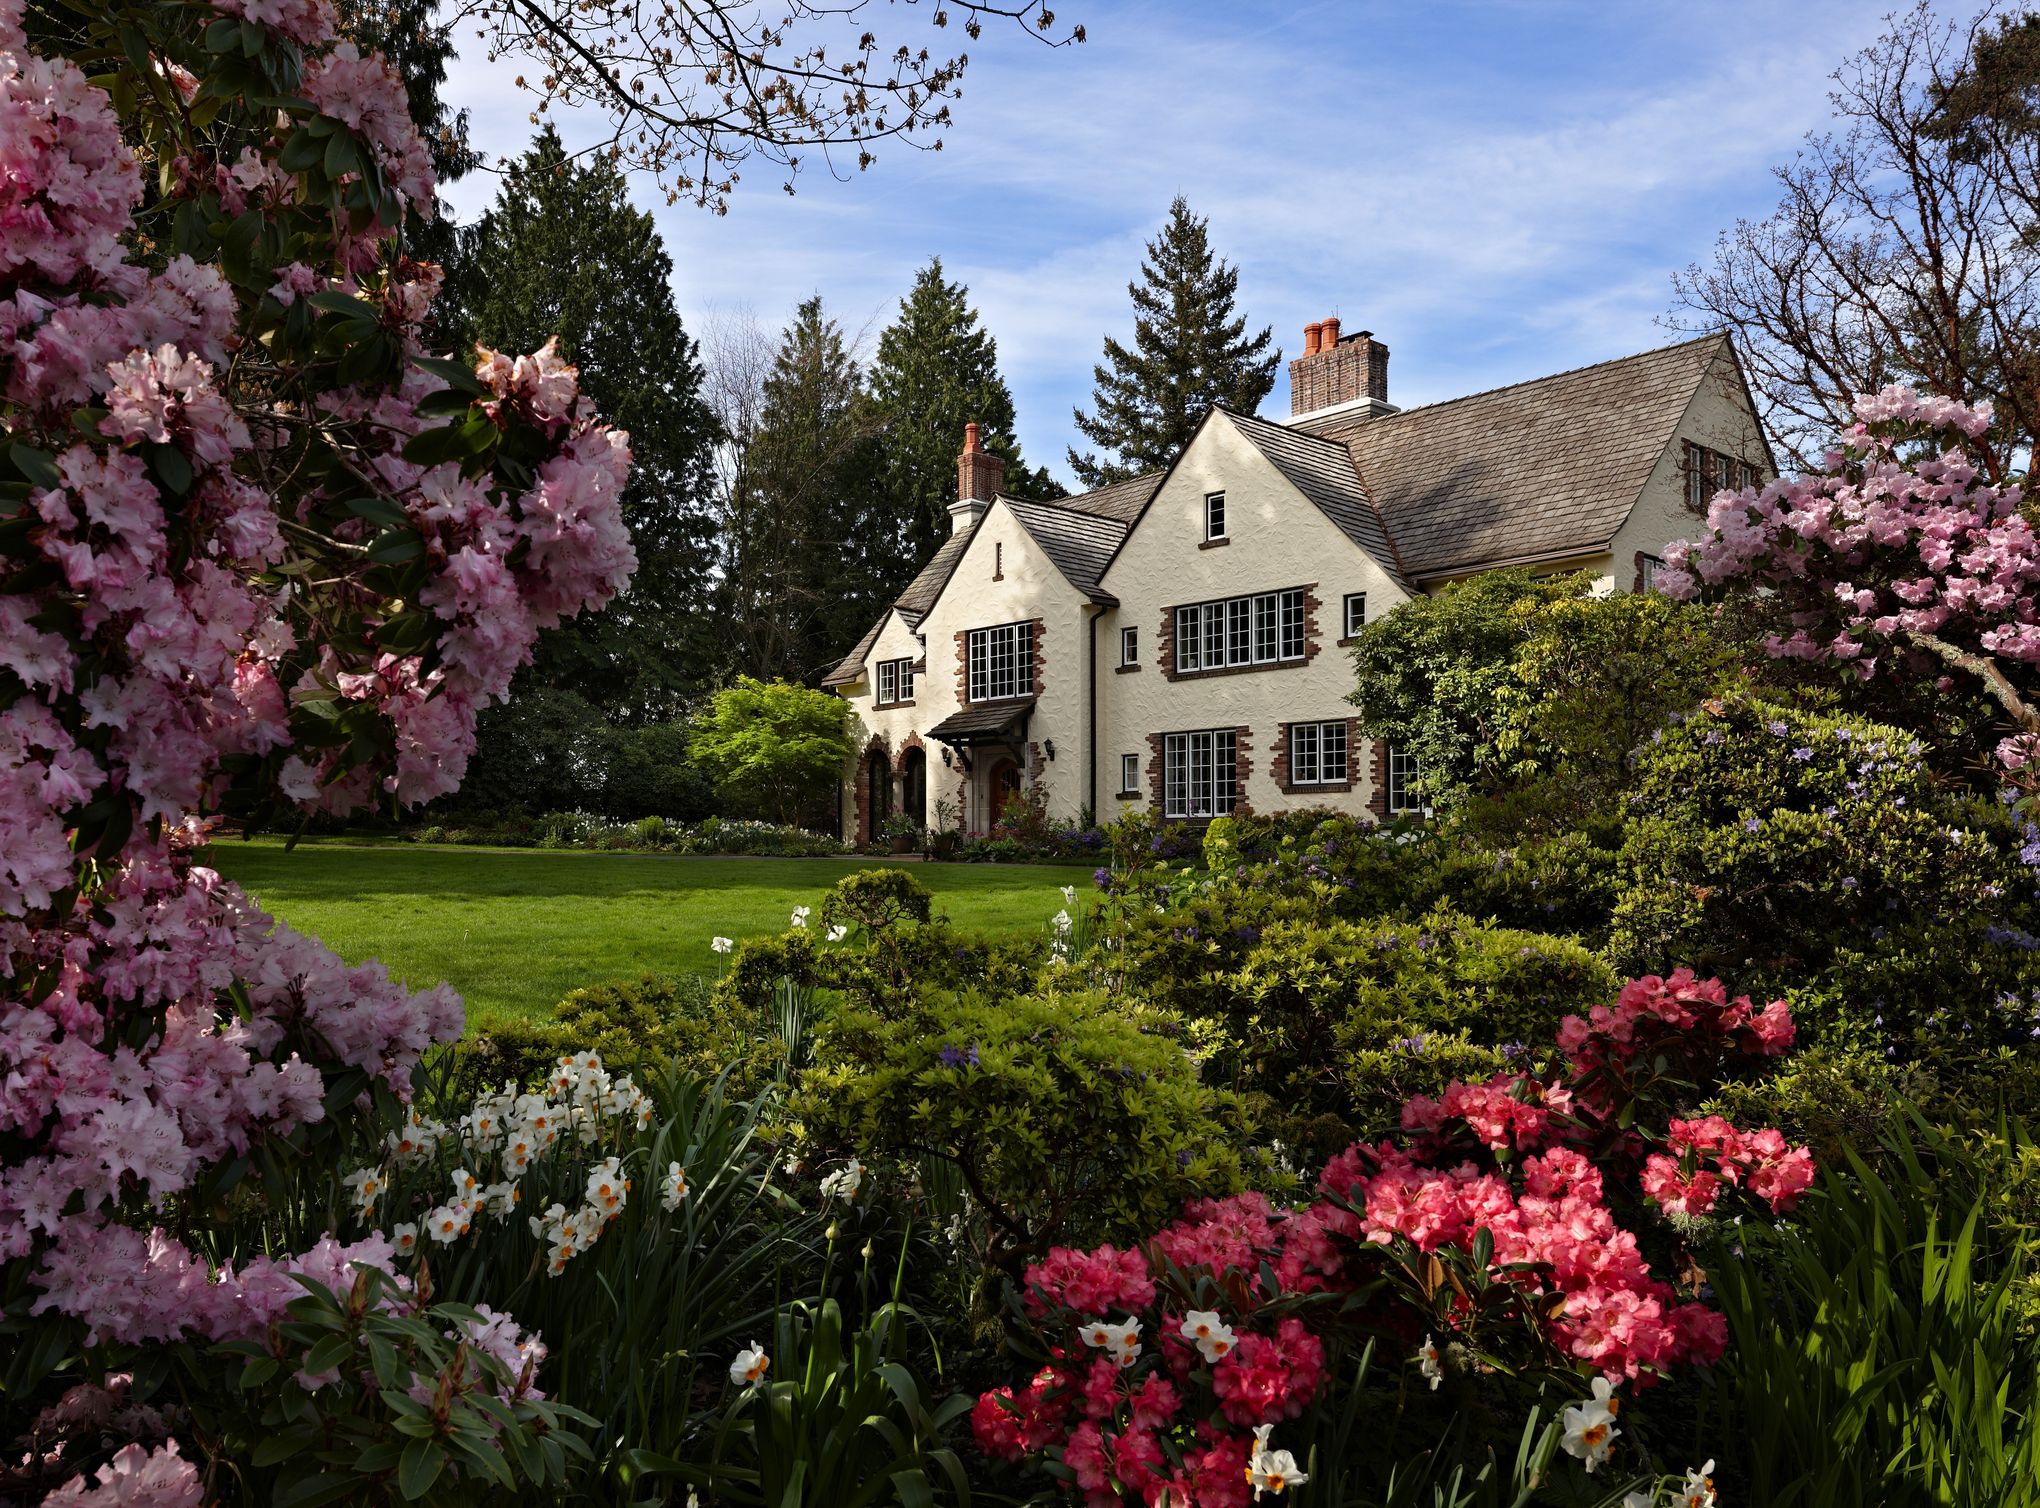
[
  {"x1": 1037, "y1": 472, "x2": 1162, "y2": 525},
  {"x1": 1003, "y1": 496, "x2": 1130, "y2": 603},
  {"x1": 820, "y1": 612, "x2": 888, "y2": 687},
  {"x1": 894, "y1": 525, "x2": 977, "y2": 623},
  {"x1": 1221, "y1": 407, "x2": 1410, "y2": 588},
  {"x1": 1295, "y1": 334, "x2": 1728, "y2": 579},
  {"x1": 924, "y1": 697, "x2": 1037, "y2": 744}
]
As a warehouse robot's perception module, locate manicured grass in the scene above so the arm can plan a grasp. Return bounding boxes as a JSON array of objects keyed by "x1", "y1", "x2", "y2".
[{"x1": 202, "y1": 838, "x2": 1094, "y2": 1028}]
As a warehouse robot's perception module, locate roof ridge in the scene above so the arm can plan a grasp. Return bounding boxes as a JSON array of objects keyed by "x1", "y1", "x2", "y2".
[
  {"x1": 1307, "y1": 331, "x2": 1727, "y2": 427},
  {"x1": 1001, "y1": 492, "x2": 1133, "y2": 525},
  {"x1": 1218, "y1": 403, "x2": 1347, "y2": 447}
]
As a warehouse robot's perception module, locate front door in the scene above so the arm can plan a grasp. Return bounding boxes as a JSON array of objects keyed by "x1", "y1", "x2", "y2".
[
  {"x1": 983, "y1": 755, "x2": 1021, "y2": 827},
  {"x1": 863, "y1": 748, "x2": 891, "y2": 843},
  {"x1": 900, "y1": 747, "x2": 927, "y2": 829}
]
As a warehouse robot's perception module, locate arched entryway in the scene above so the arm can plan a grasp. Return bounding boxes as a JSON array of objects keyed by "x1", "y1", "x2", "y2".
[
  {"x1": 984, "y1": 755, "x2": 1021, "y2": 824},
  {"x1": 862, "y1": 746, "x2": 892, "y2": 843},
  {"x1": 899, "y1": 746, "x2": 927, "y2": 829}
]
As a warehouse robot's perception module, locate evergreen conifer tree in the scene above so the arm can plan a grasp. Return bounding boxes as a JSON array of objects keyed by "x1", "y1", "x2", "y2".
[
  {"x1": 871, "y1": 258, "x2": 1060, "y2": 563},
  {"x1": 1069, "y1": 196, "x2": 1280, "y2": 487},
  {"x1": 444, "y1": 126, "x2": 719, "y2": 720},
  {"x1": 721, "y1": 295, "x2": 889, "y2": 681}
]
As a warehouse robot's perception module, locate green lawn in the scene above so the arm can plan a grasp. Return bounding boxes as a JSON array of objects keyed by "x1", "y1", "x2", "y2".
[{"x1": 202, "y1": 839, "x2": 1094, "y2": 1027}]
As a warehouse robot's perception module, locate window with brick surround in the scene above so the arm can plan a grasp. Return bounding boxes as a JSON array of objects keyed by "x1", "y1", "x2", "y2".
[
  {"x1": 1637, "y1": 555, "x2": 1667, "y2": 592},
  {"x1": 1385, "y1": 745, "x2": 1422, "y2": 813},
  {"x1": 1288, "y1": 721, "x2": 1348, "y2": 785},
  {"x1": 1343, "y1": 593, "x2": 1367, "y2": 637},
  {"x1": 966, "y1": 621, "x2": 1033, "y2": 702},
  {"x1": 1175, "y1": 588, "x2": 1305, "y2": 672},
  {"x1": 1120, "y1": 753, "x2": 1139, "y2": 794},
  {"x1": 1683, "y1": 442, "x2": 1759, "y2": 510},
  {"x1": 1205, "y1": 491, "x2": 1227, "y2": 541},
  {"x1": 875, "y1": 657, "x2": 915, "y2": 706},
  {"x1": 1163, "y1": 730, "x2": 1238, "y2": 818},
  {"x1": 1120, "y1": 626, "x2": 1139, "y2": 666}
]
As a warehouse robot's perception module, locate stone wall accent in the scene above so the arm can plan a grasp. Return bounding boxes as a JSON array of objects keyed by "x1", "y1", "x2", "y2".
[
  {"x1": 1366, "y1": 737, "x2": 1389, "y2": 819},
  {"x1": 1272, "y1": 716, "x2": 1359, "y2": 795},
  {"x1": 952, "y1": 616, "x2": 1047, "y2": 708},
  {"x1": 892, "y1": 730, "x2": 926, "y2": 774}
]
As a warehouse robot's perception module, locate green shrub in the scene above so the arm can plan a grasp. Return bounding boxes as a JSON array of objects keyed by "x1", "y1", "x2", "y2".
[
  {"x1": 798, "y1": 990, "x2": 1243, "y2": 1282},
  {"x1": 820, "y1": 867, "x2": 934, "y2": 935},
  {"x1": 1431, "y1": 827, "x2": 1623, "y2": 942},
  {"x1": 1610, "y1": 698, "x2": 2040, "y2": 1054}
]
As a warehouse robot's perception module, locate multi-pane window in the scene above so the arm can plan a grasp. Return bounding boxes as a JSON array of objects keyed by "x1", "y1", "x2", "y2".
[
  {"x1": 966, "y1": 622, "x2": 1033, "y2": 702},
  {"x1": 1684, "y1": 442, "x2": 1760, "y2": 510},
  {"x1": 1120, "y1": 753, "x2": 1140, "y2": 795},
  {"x1": 1120, "y1": 626, "x2": 1139, "y2": 666},
  {"x1": 1288, "y1": 721, "x2": 1349, "y2": 786},
  {"x1": 1205, "y1": 491, "x2": 1227, "y2": 541},
  {"x1": 1175, "y1": 588, "x2": 1306, "y2": 673},
  {"x1": 1163, "y1": 730, "x2": 1239, "y2": 818},
  {"x1": 1638, "y1": 555, "x2": 1667, "y2": 592},
  {"x1": 875, "y1": 658, "x2": 915, "y2": 706},
  {"x1": 1343, "y1": 593, "x2": 1367, "y2": 637},
  {"x1": 1385, "y1": 745, "x2": 1422, "y2": 813}
]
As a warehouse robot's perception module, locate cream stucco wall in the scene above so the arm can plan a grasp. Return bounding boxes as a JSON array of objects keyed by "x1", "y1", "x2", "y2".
[{"x1": 1096, "y1": 415, "x2": 1409, "y2": 818}]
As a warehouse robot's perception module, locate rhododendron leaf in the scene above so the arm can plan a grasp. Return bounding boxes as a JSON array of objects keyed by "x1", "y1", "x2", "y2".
[
  {"x1": 413, "y1": 355, "x2": 487, "y2": 395},
  {"x1": 6, "y1": 443, "x2": 60, "y2": 488},
  {"x1": 366, "y1": 528, "x2": 424, "y2": 563},
  {"x1": 145, "y1": 441, "x2": 192, "y2": 495},
  {"x1": 204, "y1": 18, "x2": 239, "y2": 51},
  {"x1": 239, "y1": 21, "x2": 265, "y2": 58},
  {"x1": 323, "y1": 129, "x2": 359, "y2": 182},
  {"x1": 251, "y1": 1433, "x2": 307, "y2": 1467},
  {"x1": 342, "y1": 493, "x2": 408, "y2": 528},
  {"x1": 277, "y1": 127, "x2": 325, "y2": 173}
]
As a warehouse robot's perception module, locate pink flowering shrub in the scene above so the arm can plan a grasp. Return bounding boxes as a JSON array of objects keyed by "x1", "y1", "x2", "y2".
[
  {"x1": 974, "y1": 970, "x2": 1813, "y2": 1504},
  {"x1": 1, "y1": 0, "x2": 634, "y2": 1497}
]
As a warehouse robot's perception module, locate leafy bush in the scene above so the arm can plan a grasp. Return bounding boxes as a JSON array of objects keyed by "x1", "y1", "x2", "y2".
[
  {"x1": 1611, "y1": 698, "x2": 2040, "y2": 1054},
  {"x1": 1431, "y1": 827, "x2": 1624, "y2": 941},
  {"x1": 689, "y1": 677, "x2": 854, "y2": 825},
  {"x1": 798, "y1": 990, "x2": 1244, "y2": 1283},
  {"x1": 404, "y1": 811, "x2": 848, "y2": 855}
]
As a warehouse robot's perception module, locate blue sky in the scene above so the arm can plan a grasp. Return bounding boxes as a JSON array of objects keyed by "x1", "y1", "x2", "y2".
[{"x1": 439, "y1": 0, "x2": 1910, "y2": 490}]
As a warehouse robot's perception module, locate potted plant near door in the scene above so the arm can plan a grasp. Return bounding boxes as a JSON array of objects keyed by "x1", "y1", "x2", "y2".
[
  {"x1": 881, "y1": 814, "x2": 923, "y2": 855},
  {"x1": 928, "y1": 800, "x2": 960, "y2": 861}
]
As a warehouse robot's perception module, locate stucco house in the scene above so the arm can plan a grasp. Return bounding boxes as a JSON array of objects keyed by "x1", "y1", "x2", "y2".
[{"x1": 822, "y1": 322, "x2": 1770, "y2": 840}]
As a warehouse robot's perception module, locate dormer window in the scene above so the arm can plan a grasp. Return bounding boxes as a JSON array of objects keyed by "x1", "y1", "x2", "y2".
[
  {"x1": 1204, "y1": 491, "x2": 1227, "y2": 542},
  {"x1": 875, "y1": 658, "x2": 915, "y2": 707}
]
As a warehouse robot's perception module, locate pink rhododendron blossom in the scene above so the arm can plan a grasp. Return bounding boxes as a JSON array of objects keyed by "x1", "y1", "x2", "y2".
[{"x1": 39, "y1": 1440, "x2": 202, "y2": 1508}]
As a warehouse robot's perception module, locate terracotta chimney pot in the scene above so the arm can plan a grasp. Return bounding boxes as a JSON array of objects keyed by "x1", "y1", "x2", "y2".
[
  {"x1": 1303, "y1": 321, "x2": 1323, "y2": 356},
  {"x1": 963, "y1": 421, "x2": 982, "y2": 453},
  {"x1": 1321, "y1": 315, "x2": 1341, "y2": 347}
]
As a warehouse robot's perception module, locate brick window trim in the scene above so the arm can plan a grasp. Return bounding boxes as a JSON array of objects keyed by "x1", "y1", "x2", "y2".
[
  {"x1": 1145, "y1": 726, "x2": 1255, "y2": 820},
  {"x1": 1631, "y1": 550, "x2": 1668, "y2": 594},
  {"x1": 873, "y1": 698, "x2": 917, "y2": 710},
  {"x1": 1158, "y1": 587, "x2": 1322, "y2": 682},
  {"x1": 952, "y1": 617, "x2": 1046, "y2": 709},
  {"x1": 1197, "y1": 537, "x2": 1231, "y2": 551},
  {"x1": 1114, "y1": 663, "x2": 1142, "y2": 675},
  {"x1": 1272, "y1": 717, "x2": 1360, "y2": 794},
  {"x1": 1366, "y1": 737, "x2": 1388, "y2": 819}
]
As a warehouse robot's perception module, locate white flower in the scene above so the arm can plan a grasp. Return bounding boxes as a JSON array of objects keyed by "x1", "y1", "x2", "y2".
[
  {"x1": 390, "y1": 1222, "x2": 418, "y2": 1254},
  {"x1": 1246, "y1": 1424, "x2": 1310, "y2": 1498},
  {"x1": 1052, "y1": 908, "x2": 1073, "y2": 933},
  {"x1": 1060, "y1": 885, "x2": 1076, "y2": 906},
  {"x1": 661, "y1": 1161, "x2": 689, "y2": 1211},
  {"x1": 789, "y1": 905, "x2": 811, "y2": 929},
  {"x1": 1178, "y1": 1309, "x2": 1237, "y2": 1363},
  {"x1": 819, "y1": 1157, "x2": 865, "y2": 1202},
  {"x1": 482, "y1": 1180, "x2": 521, "y2": 1217},
  {"x1": 711, "y1": 935, "x2": 734, "y2": 954},
  {"x1": 1623, "y1": 1495, "x2": 1654, "y2": 1508},
  {"x1": 1414, "y1": 1334, "x2": 1444, "y2": 1390},
  {"x1": 424, "y1": 1200, "x2": 472, "y2": 1244},
  {"x1": 1078, "y1": 1316, "x2": 1142, "y2": 1367},
  {"x1": 730, "y1": 1342, "x2": 770, "y2": 1387},
  {"x1": 584, "y1": 1155, "x2": 628, "y2": 1216},
  {"x1": 826, "y1": 924, "x2": 849, "y2": 943},
  {"x1": 1560, "y1": 1376, "x2": 1621, "y2": 1473},
  {"x1": 341, "y1": 1166, "x2": 385, "y2": 1215},
  {"x1": 1675, "y1": 1461, "x2": 1717, "y2": 1508}
]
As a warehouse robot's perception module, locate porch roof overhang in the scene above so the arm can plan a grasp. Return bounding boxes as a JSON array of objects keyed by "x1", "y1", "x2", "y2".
[{"x1": 924, "y1": 698, "x2": 1035, "y2": 747}]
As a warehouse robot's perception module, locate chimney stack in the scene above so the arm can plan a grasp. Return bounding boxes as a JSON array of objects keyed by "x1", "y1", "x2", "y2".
[
  {"x1": 951, "y1": 421, "x2": 1007, "y2": 534},
  {"x1": 1287, "y1": 316, "x2": 1394, "y2": 421}
]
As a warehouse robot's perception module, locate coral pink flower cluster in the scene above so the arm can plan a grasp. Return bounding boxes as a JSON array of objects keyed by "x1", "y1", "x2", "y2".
[
  {"x1": 1658, "y1": 385, "x2": 2040, "y2": 771},
  {"x1": 976, "y1": 973, "x2": 1813, "y2": 1505},
  {"x1": 2, "y1": 1, "x2": 631, "y2": 1498}
]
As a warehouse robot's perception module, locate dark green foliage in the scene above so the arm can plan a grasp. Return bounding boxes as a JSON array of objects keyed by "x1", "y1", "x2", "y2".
[
  {"x1": 1068, "y1": 196, "x2": 1280, "y2": 486},
  {"x1": 443, "y1": 126, "x2": 719, "y2": 719},
  {"x1": 689, "y1": 676, "x2": 854, "y2": 824},
  {"x1": 1431, "y1": 829, "x2": 1625, "y2": 943},
  {"x1": 1611, "y1": 698, "x2": 2040, "y2": 1050},
  {"x1": 453, "y1": 689, "x2": 712, "y2": 820},
  {"x1": 819, "y1": 867, "x2": 934, "y2": 934},
  {"x1": 800, "y1": 988, "x2": 1244, "y2": 1280},
  {"x1": 871, "y1": 257, "x2": 1060, "y2": 564},
  {"x1": 1708, "y1": 1117, "x2": 2040, "y2": 1507}
]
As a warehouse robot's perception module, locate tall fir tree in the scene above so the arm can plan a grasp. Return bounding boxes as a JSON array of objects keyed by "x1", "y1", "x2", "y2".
[
  {"x1": 443, "y1": 126, "x2": 718, "y2": 721},
  {"x1": 719, "y1": 295, "x2": 889, "y2": 682},
  {"x1": 871, "y1": 258, "x2": 1061, "y2": 565},
  {"x1": 1069, "y1": 196, "x2": 1281, "y2": 487}
]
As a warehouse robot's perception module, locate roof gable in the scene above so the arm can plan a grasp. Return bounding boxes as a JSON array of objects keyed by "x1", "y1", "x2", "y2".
[
  {"x1": 1002, "y1": 496, "x2": 1130, "y2": 603},
  {"x1": 1296, "y1": 334, "x2": 1731, "y2": 579},
  {"x1": 1219, "y1": 407, "x2": 1411, "y2": 588}
]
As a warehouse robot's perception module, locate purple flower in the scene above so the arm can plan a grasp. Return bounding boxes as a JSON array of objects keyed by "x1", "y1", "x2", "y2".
[
  {"x1": 1767, "y1": 719, "x2": 1789, "y2": 736},
  {"x1": 1743, "y1": 816, "x2": 1762, "y2": 833},
  {"x1": 936, "y1": 1043, "x2": 981, "y2": 1070},
  {"x1": 1791, "y1": 746, "x2": 1814, "y2": 762}
]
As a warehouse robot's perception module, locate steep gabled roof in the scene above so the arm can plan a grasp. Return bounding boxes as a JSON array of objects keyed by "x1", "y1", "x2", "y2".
[
  {"x1": 893, "y1": 524, "x2": 979, "y2": 624},
  {"x1": 1220, "y1": 407, "x2": 1411, "y2": 588},
  {"x1": 1295, "y1": 334, "x2": 1730, "y2": 579},
  {"x1": 820, "y1": 611, "x2": 889, "y2": 687},
  {"x1": 1040, "y1": 472, "x2": 1162, "y2": 525},
  {"x1": 1003, "y1": 496, "x2": 1130, "y2": 603}
]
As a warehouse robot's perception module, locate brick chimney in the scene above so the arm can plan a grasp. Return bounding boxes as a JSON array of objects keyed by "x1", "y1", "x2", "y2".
[
  {"x1": 950, "y1": 421, "x2": 1007, "y2": 535},
  {"x1": 1287, "y1": 318, "x2": 1395, "y2": 421}
]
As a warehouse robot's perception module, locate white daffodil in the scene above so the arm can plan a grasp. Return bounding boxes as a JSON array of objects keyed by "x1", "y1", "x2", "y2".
[
  {"x1": 1414, "y1": 1334, "x2": 1444, "y2": 1390},
  {"x1": 711, "y1": 935, "x2": 734, "y2": 954},
  {"x1": 1622, "y1": 1495, "x2": 1655, "y2": 1508},
  {"x1": 1559, "y1": 1377, "x2": 1621, "y2": 1473},
  {"x1": 584, "y1": 1155, "x2": 628, "y2": 1216},
  {"x1": 1179, "y1": 1309, "x2": 1237, "y2": 1363},
  {"x1": 1675, "y1": 1461, "x2": 1717, "y2": 1508},
  {"x1": 341, "y1": 1167, "x2": 385, "y2": 1216},
  {"x1": 1078, "y1": 1316, "x2": 1142, "y2": 1367},
  {"x1": 390, "y1": 1222, "x2": 418, "y2": 1255},
  {"x1": 826, "y1": 923, "x2": 849, "y2": 942},
  {"x1": 1060, "y1": 884, "x2": 1077, "y2": 906},
  {"x1": 1246, "y1": 1424, "x2": 1310, "y2": 1498},
  {"x1": 819, "y1": 1157, "x2": 865, "y2": 1202},
  {"x1": 729, "y1": 1342, "x2": 770, "y2": 1387},
  {"x1": 661, "y1": 1161, "x2": 689, "y2": 1211},
  {"x1": 1052, "y1": 908, "x2": 1073, "y2": 933},
  {"x1": 789, "y1": 905, "x2": 811, "y2": 929}
]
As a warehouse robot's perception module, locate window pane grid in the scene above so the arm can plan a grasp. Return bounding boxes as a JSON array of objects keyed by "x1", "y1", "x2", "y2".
[
  {"x1": 1174, "y1": 588, "x2": 1308, "y2": 672},
  {"x1": 1163, "y1": 730, "x2": 1237, "y2": 818},
  {"x1": 967, "y1": 623, "x2": 1032, "y2": 701}
]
